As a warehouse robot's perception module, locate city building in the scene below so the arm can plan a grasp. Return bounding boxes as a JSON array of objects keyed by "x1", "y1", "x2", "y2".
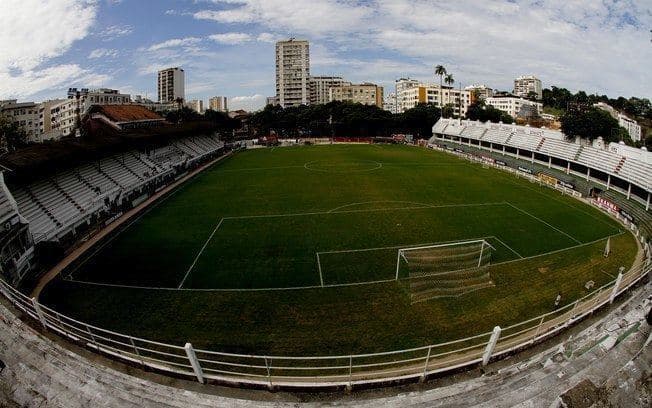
[
  {"x1": 158, "y1": 67, "x2": 185, "y2": 103},
  {"x1": 36, "y1": 99, "x2": 67, "y2": 142},
  {"x1": 513, "y1": 75, "x2": 542, "y2": 100},
  {"x1": 329, "y1": 83, "x2": 384, "y2": 108},
  {"x1": 275, "y1": 39, "x2": 310, "y2": 107},
  {"x1": 384, "y1": 93, "x2": 398, "y2": 114},
  {"x1": 594, "y1": 102, "x2": 642, "y2": 142},
  {"x1": 0, "y1": 100, "x2": 40, "y2": 141},
  {"x1": 208, "y1": 96, "x2": 228, "y2": 112},
  {"x1": 485, "y1": 94, "x2": 543, "y2": 118},
  {"x1": 185, "y1": 99, "x2": 204, "y2": 113},
  {"x1": 66, "y1": 88, "x2": 131, "y2": 115},
  {"x1": 309, "y1": 76, "x2": 349, "y2": 105},
  {"x1": 265, "y1": 96, "x2": 278, "y2": 106},
  {"x1": 464, "y1": 84, "x2": 494, "y2": 101},
  {"x1": 48, "y1": 99, "x2": 78, "y2": 137},
  {"x1": 395, "y1": 84, "x2": 472, "y2": 116}
]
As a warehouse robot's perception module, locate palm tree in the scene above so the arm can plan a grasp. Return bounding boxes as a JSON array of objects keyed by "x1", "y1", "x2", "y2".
[
  {"x1": 435, "y1": 65, "x2": 446, "y2": 110},
  {"x1": 444, "y1": 73, "x2": 455, "y2": 116}
]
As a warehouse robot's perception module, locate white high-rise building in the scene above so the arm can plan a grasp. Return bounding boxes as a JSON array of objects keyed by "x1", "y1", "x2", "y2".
[
  {"x1": 485, "y1": 94, "x2": 542, "y2": 118},
  {"x1": 209, "y1": 96, "x2": 228, "y2": 112},
  {"x1": 310, "y1": 76, "x2": 348, "y2": 105},
  {"x1": 594, "y1": 102, "x2": 642, "y2": 142},
  {"x1": 464, "y1": 84, "x2": 494, "y2": 101},
  {"x1": 395, "y1": 83, "x2": 472, "y2": 116},
  {"x1": 186, "y1": 99, "x2": 204, "y2": 113},
  {"x1": 513, "y1": 75, "x2": 542, "y2": 100},
  {"x1": 275, "y1": 39, "x2": 310, "y2": 107},
  {"x1": 329, "y1": 83, "x2": 384, "y2": 108},
  {"x1": 158, "y1": 67, "x2": 185, "y2": 103}
]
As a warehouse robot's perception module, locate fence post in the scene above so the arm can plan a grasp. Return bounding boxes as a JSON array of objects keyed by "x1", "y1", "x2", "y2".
[
  {"x1": 482, "y1": 326, "x2": 501, "y2": 366},
  {"x1": 421, "y1": 346, "x2": 432, "y2": 381},
  {"x1": 264, "y1": 357, "x2": 273, "y2": 389},
  {"x1": 609, "y1": 271, "x2": 623, "y2": 304},
  {"x1": 31, "y1": 297, "x2": 48, "y2": 329},
  {"x1": 532, "y1": 316, "x2": 545, "y2": 342},
  {"x1": 347, "y1": 355, "x2": 353, "y2": 390},
  {"x1": 129, "y1": 337, "x2": 145, "y2": 366},
  {"x1": 184, "y1": 342, "x2": 204, "y2": 384}
]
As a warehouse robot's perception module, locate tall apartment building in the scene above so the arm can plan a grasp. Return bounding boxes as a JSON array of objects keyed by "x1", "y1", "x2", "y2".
[
  {"x1": 464, "y1": 84, "x2": 494, "y2": 101},
  {"x1": 513, "y1": 75, "x2": 542, "y2": 100},
  {"x1": 185, "y1": 99, "x2": 204, "y2": 113},
  {"x1": 384, "y1": 93, "x2": 398, "y2": 114},
  {"x1": 208, "y1": 96, "x2": 228, "y2": 112},
  {"x1": 158, "y1": 67, "x2": 185, "y2": 103},
  {"x1": 396, "y1": 83, "x2": 472, "y2": 116},
  {"x1": 485, "y1": 94, "x2": 542, "y2": 118},
  {"x1": 594, "y1": 102, "x2": 642, "y2": 142},
  {"x1": 0, "y1": 100, "x2": 40, "y2": 141},
  {"x1": 275, "y1": 39, "x2": 310, "y2": 107},
  {"x1": 329, "y1": 83, "x2": 384, "y2": 108},
  {"x1": 309, "y1": 76, "x2": 349, "y2": 105}
]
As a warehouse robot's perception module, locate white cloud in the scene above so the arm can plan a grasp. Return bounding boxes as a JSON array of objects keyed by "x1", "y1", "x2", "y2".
[
  {"x1": 100, "y1": 24, "x2": 133, "y2": 41},
  {"x1": 256, "y1": 33, "x2": 277, "y2": 43},
  {"x1": 148, "y1": 37, "x2": 202, "y2": 51},
  {"x1": 208, "y1": 33, "x2": 253, "y2": 45},
  {"x1": 88, "y1": 48, "x2": 119, "y2": 59},
  {"x1": 0, "y1": 0, "x2": 97, "y2": 72},
  {"x1": 0, "y1": 0, "x2": 103, "y2": 99},
  {"x1": 194, "y1": 0, "x2": 372, "y2": 35},
  {"x1": 0, "y1": 65, "x2": 110, "y2": 99},
  {"x1": 229, "y1": 94, "x2": 266, "y2": 111}
]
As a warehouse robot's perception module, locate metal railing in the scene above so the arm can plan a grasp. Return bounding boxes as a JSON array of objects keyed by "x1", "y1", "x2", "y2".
[{"x1": 0, "y1": 260, "x2": 648, "y2": 389}]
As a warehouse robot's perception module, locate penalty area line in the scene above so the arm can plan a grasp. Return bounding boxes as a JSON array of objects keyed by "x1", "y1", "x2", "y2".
[
  {"x1": 178, "y1": 218, "x2": 224, "y2": 289},
  {"x1": 505, "y1": 202, "x2": 582, "y2": 244}
]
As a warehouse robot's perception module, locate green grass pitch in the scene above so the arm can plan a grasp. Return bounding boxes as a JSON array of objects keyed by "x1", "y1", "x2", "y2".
[{"x1": 40, "y1": 144, "x2": 637, "y2": 355}]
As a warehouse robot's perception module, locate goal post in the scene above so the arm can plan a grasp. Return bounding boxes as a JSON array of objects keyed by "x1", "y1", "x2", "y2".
[{"x1": 396, "y1": 239, "x2": 495, "y2": 280}]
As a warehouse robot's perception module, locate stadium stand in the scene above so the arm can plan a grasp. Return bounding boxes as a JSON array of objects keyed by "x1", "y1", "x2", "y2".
[
  {"x1": 481, "y1": 126, "x2": 512, "y2": 145},
  {"x1": 537, "y1": 138, "x2": 582, "y2": 162},
  {"x1": 601, "y1": 190, "x2": 652, "y2": 238},
  {"x1": 431, "y1": 117, "x2": 652, "y2": 249},
  {"x1": 7, "y1": 135, "x2": 225, "y2": 245},
  {"x1": 508, "y1": 130, "x2": 543, "y2": 152},
  {"x1": 575, "y1": 146, "x2": 623, "y2": 174}
]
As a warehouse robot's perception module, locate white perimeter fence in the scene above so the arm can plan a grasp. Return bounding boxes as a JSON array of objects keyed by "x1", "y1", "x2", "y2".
[{"x1": 0, "y1": 258, "x2": 649, "y2": 389}]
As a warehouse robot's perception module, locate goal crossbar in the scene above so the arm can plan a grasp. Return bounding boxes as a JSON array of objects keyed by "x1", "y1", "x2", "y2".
[{"x1": 396, "y1": 239, "x2": 494, "y2": 280}]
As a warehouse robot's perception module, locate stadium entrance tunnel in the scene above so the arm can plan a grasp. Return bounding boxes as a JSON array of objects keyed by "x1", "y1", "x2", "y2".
[{"x1": 304, "y1": 160, "x2": 382, "y2": 173}]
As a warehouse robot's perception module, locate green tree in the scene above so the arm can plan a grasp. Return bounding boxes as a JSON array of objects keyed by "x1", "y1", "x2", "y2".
[
  {"x1": 466, "y1": 101, "x2": 514, "y2": 124},
  {"x1": 0, "y1": 114, "x2": 27, "y2": 152},
  {"x1": 560, "y1": 107, "x2": 623, "y2": 143},
  {"x1": 444, "y1": 73, "x2": 455, "y2": 111}
]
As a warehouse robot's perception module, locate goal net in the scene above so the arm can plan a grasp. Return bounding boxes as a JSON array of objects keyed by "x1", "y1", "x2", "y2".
[{"x1": 397, "y1": 239, "x2": 495, "y2": 303}]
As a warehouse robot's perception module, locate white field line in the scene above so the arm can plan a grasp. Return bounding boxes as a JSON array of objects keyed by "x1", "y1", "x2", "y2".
[
  {"x1": 491, "y1": 236, "x2": 524, "y2": 259},
  {"x1": 218, "y1": 165, "x2": 306, "y2": 172},
  {"x1": 503, "y1": 178, "x2": 622, "y2": 234},
  {"x1": 317, "y1": 253, "x2": 324, "y2": 287},
  {"x1": 64, "y1": 232, "x2": 621, "y2": 292},
  {"x1": 505, "y1": 202, "x2": 582, "y2": 244},
  {"x1": 65, "y1": 183, "x2": 185, "y2": 281},
  {"x1": 225, "y1": 201, "x2": 507, "y2": 221},
  {"x1": 177, "y1": 218, "x2": 224, "y2": 289},
  {"x1": 327, "y1": 200, "x2": 435, "y2": 213},
  {"x1": 317, "y1": 236, "x2": 496, "y2": 255}
]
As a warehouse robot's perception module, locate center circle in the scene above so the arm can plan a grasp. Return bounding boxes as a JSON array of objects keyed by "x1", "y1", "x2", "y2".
[{"x1": 304, "y1": 160, "x2": 382, "y2": 173}]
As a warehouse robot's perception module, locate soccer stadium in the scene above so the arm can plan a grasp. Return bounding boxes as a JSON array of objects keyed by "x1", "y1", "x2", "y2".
[{"x1": 0, "y1": 116, "x2": 650, "y2": 396}]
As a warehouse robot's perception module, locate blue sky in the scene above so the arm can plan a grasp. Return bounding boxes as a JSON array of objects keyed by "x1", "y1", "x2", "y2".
[{"x1": 1, "y1": 0, "x2": 650, "y2": 111}]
